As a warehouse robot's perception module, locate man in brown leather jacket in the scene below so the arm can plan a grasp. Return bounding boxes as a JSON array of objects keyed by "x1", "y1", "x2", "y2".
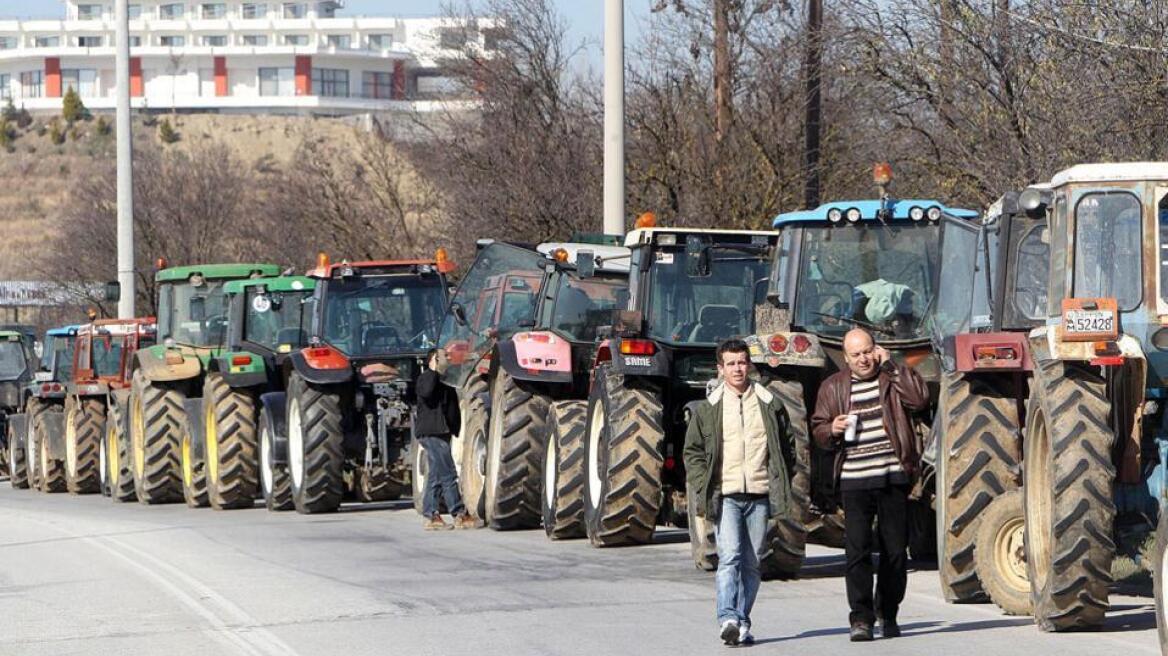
[{"x1": 810, "y1": 329, "x2": 929, "y2": 641}]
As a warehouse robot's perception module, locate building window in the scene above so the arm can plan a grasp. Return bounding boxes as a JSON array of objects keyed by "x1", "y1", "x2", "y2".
[
  {"x1": 242, "y1": 34, "x2": 269, "y2": 46},
  {"x1": 160, "y1": 3, "x2": 185, "y2": 20},
  {"x1": 77, "y1": 4, "x2": 103, "y2": 20},
  {"x1": 283, "y1": 34, "x2": 309, "y2": 46},
  {"x1": 0, "y1": 37, "x2": 16, "y2": 50},
  {"x1": 0, "y1": 75, "x2": 9, "y2": 101},
  {"x1": 282, "y1": 3, "x2": 308, "y2": 19},
  {"x1": 438, "y1": 27, "x2": 468, "y2": 50},
  {"x1": 129, "y1": 36, "x2": 142, "y2": 47},
  {"x1": 326, "y1": 34, "x2": 351, "y2": 49},
  {"x1": 362, "y1": 71, "x2": 393, "y2": 99},
  {"x1": 316, "y1": 2, "x2": 338, "y2": 18},
  {"x1": 128, "y1": 4, "x2": 142, "y2": 19},
  {"x1": 483, "y1": 27, "x2": 507, "y2": 51},
  {"x1": 160, "y1": 35, "x2": 186, "y2": 47},
  {"x1": 78, "y1": 36, "x2": 103, "y2": 48},
  {"x1": 202, "y1": 35, "x2": 227, "y2": 46},
  {"x1": 241, "y1": 3, "x2": 267, "y2": 19},
  {"x1": 20, "y1": 71, "x2": 43, "y2": 99},
  {"x1": 34, "y1": 36, "x2": 61, "y2": 48},
  {"x1": 367, "y1": 34, "x2": 392, "y2": 50},
  {"x1": 311, "y1": 68, "x2": 348, "y2": 97},
  {"x1": 61, "y1": 69, "x2": 97, "y2": 97},
  {"x1": 201, "y1": 3, "x2": 227, "y2": 19},
  {"x1": 259, "y1": 67, "x2": 295, "y2": 96}
]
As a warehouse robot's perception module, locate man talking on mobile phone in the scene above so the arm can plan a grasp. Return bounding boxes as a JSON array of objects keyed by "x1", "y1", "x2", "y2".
[{"x1": 810, "y1": 328, "x2": 929, "y2": 641}]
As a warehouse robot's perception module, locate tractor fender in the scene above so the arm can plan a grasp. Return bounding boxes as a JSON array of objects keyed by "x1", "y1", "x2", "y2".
[
  {"x1": 608, "y1": 336, "x2": 670, "y2": 377},
  {"x1": 135, "y1": 349, "x2": 202, "y2": 383},
  {"x1": 41, "y1": 411, "x2": 66, "y2": 460},
  {"x1": 591, "y1": 339, "x2": 613, "y2": 369},
  {"x1": 7, "y1": 412, "x2": 26, "y2": 454},
  {"x1": 1030, "y1": 326, "x2": 1145, "y2": 363},
  {"x1": 215, "y1": 351, "x2": 270, "y2": 389},
  {"x1": 745, "y1": 331, "x2": 826, "y2": 368},
  {"x1": 289, "y1": 350, "x2": 353, "y2": 385},
  {"x1": 498, "y1": 334, "x2": 573, "y2": 384},
  {"x1": 259, "y1": 391, "x2": 288, "y2": 466},
  {"x1": 183, "y1": 397, "x2": 206, "y2": 462}
]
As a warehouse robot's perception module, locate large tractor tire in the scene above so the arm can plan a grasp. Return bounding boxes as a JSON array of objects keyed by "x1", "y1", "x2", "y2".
[
  {"x1": 180, "y1": 425, "x2": 209, "y2": 508},
  {"x1": 354, "y1": 464, "x2": 406, "y2": 503},
  {"x1": 1024, "y1": 355, "x2": 1115, "y2": 632},
  {"x1": 541, "y1": 400, "x2": 588, "y2": 540},
  {"x1": 64, "y1": 398, "x2": 104, "y2": 495},
  {"x1": 286, "y1": 374, "x2": 344, "y2": 514},
  {"x1": 686, "y1": 480, "x2": 718, "y2": 571},
  {"x1": 455, "y1": 375, "x2": 489, "y2": 519},
  {"x1": 8, "y1": 419, "x2": 27, "y2": 489},
  {"x1": 761, "y1": 377, "x2": 809, "y2": 578},
  {"x1": 25, "y1": 398, "x2": 45, "y2": 490},
  {"x1": 583, "y1": 364, "x2": 664, "y2": 547},
  {"x1": 202, "y1": 374, "x2": 260, "y2": 510},
  {"x1": 106, "y1": 399, "x2": 136, "y2": 502},
  {"x1": 976, "y1": 489, "x2": 1032, "y2": 615},
  {"x1": 935, "y1": 372, "x2": 1022, "y2": 603},
  {"x1": 130, "y1": 370, "x2": 185, "y2": 504},
  {"x1": 259, "y1": 406, "x2": 293, "y2": 511},
  {"x1": 484, "y1": 369, "x2": 551, "y2": 530},
  {"x1": 1154, "y1": 513, "x2": 1168, "y2": 654},
  {"x1": 36, "y1": 411, "x2": 66, "y2": 493}
]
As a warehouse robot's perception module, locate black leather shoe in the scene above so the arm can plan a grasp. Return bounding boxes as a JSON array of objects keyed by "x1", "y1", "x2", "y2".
[
  {"x1": 881, "y1": 619, "x2": 900, "y2": 638},
  {"x1": 850, "y1": 623, "x2": 874, "y2": 642}
]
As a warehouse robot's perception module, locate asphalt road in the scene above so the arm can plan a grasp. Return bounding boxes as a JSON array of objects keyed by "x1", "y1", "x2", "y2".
[{"x1": 0, "y1": 487, "x2": 1159, "y2": 656}]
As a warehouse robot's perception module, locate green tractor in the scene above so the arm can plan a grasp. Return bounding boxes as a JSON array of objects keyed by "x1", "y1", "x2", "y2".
[
  {"x1": 12, "y1": 326, "x2": 75, "y2": 493},
  {"x1": 129, "y1": 262, "x2": 280, "y2": 504},
  {"x1": 181, "y1": 275, "x2": 316, "y2": 510}
]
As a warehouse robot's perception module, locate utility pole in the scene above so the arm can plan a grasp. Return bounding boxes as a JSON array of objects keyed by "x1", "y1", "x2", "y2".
[
  {"x1": 116, "y1": 0, "x2": 135, "y2": 318},
  {"x1": 603, "y1": 0, "x2": 626, "y2": 237},
  {"x1": 802, "y1": 0, "x2": 823, "y2": 209}
]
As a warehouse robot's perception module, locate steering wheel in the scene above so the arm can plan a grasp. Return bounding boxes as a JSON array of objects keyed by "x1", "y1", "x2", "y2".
[
  {"x1": 206, "y1": 315, "x2": 228, "y2": 343},
  {"x1": 362, "y1": 323, "x2": 402, "y2": 350}
]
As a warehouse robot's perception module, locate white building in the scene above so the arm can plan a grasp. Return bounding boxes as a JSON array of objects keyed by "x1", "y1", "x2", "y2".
[{"x1": 0, "y1": 1, "x2": 497, "y2": 115}]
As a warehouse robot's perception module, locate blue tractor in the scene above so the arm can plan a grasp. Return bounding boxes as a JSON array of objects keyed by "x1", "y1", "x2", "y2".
[{"x1": 10, "y1": 325, "x2": 78, "y2": 492}]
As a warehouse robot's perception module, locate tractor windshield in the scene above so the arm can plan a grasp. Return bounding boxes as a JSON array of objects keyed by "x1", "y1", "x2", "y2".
[
  {"x1": 647, "y1": 246, "x2": 770, "y2": 345},
  {"x1": 548, "y1": 272, "x2": 629, "y2": 342},
  {"x1": 158, "y1": 280, "x2": 229, "y2": 347},
  {"x1": 1073, "y1": 191, "x2": 1142, "y2": 311},
  {"x1": 322, "y1": 274, "x2": 446, "y2": 356},
  {"x1": 92, "y1": 336, "x2": 122, "y2": 377},
  {"x1": 793, "y1": 222, "x2": 940, "y2": 341},
  {"x1": 244, "y1": 288, "x2": 312, "y2": 353},
  {"x1": 0, "y1": 340, "x2": 27, "y2": 380},
  {"x1": 41, "y1": 335, "x2": 73, "y2": 381}
]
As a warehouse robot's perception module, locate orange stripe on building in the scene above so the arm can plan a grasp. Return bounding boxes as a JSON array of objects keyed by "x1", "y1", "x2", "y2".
[
  {"x1": 45, "y1": 57, "x2": 61, "y2": 97},
  {"x1": 214, "y1": 56, "x2": 228, "y2": 96},
  {"x1": 294, "y1": 55, "x2": 311, "y2": 96},
  {"x1": 130, "y1": 57, "x2": 143, "y2": 97}
]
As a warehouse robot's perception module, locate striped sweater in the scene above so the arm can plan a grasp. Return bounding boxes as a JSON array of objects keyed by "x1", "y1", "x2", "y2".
[{"x1": 840, "y1": 377, "x2": 908, "y2": 491}]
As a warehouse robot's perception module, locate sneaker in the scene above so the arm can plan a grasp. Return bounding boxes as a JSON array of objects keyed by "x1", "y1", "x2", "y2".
[
  {"x1": 453, "y1": 513, "x2": 478, "y2": 530},
  {"x1": 423, "y1": 515, "x2": 450, "y2": 531},
  {"x1": 720, "y1": 620, "x2": 740, "y2": 646},
  {"x1": 849, "y1": 622, "x2": 874, "y2": 642},
  {"x1": 880, "y1": 618, "x2": 900, "y2": 639},
  {"x1": 737, "y1": 624, "x2": 754, "y2": 646}
]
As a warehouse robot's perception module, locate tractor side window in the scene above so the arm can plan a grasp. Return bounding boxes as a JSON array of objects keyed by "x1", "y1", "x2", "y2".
[
  {"x1": 1011, "y1": 224, "x2": 1049, "y2": 322},
  {"x1": 1159, "y1": 194, "x2": 1168, "y2": 305},
  {"x1": 0, "y1": 341, "x2": 26, "y2": 379},
  {"x1": 1073, "y1": 192, "x2": 1141, "y2": 311},
  {"x1": 931, "y1": 220, "x2": 978, "y2": 364},
  {"x1": 1048, "y1": 195, "x2": 1067, "y2": 315}
]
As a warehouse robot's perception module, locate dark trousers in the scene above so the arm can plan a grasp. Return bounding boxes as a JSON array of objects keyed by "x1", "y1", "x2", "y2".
[
  {"x1": 842, "y1": 484, "x2": 909, "y2": 626},
  {"x1": 419, "y1": 436, "x2": 465, "y2": 518}
]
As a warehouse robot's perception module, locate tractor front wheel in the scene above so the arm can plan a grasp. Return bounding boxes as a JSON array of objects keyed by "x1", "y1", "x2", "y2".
[
  {"x1": 260, "y1": 406, "x2": 292, "y2": 511},
  {"x1": 287, "y1": 374, "x2": 344, "y2": 514},
  {"x1": 36, "y1": 411, "x2": 66, "y2": 493},
  {"x1": 455, "y1": 377, "x2": 489, "y2": 519},
  {"x1": 107, "y1": 399, "x2": 136, "y2": 502},
  {"x1": 7, "y1": 419, "x2": 27, "y2": 489},
  {"x1": 541, "y1": 400, "x2": 588, "y2": 540},
  {"x1": 686, "y1": 481, "x2": 717, "y2": 571},
  {"x1": 975, "y1": 489, "x2": 1032, "y2": 616}
]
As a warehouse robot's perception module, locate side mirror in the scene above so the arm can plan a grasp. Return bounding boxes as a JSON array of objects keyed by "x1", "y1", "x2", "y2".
[
  {"x1": 685, "y1": 235, "x2": 710, "y2": 277},
  {"x1": 104, "y1": 281, "x2": 121, "y2": 302},
  {"x1": 450, "y1": 302, "x2": 468, "y2": 326},
  {"x1": 577, "y1": 250, "x2": 596, "y2": 278}
]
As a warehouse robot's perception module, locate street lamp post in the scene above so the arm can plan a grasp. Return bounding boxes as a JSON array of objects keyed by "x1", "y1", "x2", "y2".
[
  {"x1": 115, "y1": 0, "x2": 135, "y2": 318},
  {"x1": 603, "y1": 0, "x2": 625, "y2": 237}
]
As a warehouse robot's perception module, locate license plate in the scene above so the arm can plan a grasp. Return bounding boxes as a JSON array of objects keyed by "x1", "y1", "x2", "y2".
[{"x1": 1064, "y1": 309, "x2": 1113, "y2": 334}]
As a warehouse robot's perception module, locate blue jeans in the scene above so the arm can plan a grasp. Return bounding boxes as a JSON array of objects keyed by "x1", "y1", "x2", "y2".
[
  {"x1": 419, "y1": 436, "x2": 465, "y2": 518},
  {"x1": 715, "y1": 494, "x2": 770, "y2": 628}
]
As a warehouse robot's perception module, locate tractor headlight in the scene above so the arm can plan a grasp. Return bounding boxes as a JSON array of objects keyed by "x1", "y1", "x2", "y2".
[
  {"x1": 845, "y1": 208, "x2": 862, "y2": 223},
  {"x1": 909, "y1": 206, "x2": 925, "y2": 222},
  {"x1": 927, "y1": 207, "x2": 943, "y2": 222},
  {"x1": 826, "y1": 208, "x2": 843, "y2": 223}
]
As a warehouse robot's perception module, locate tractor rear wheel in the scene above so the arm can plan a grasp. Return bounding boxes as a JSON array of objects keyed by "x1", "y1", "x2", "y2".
[
  {"x1": 686, "y1": 481, "x2": 718, "y2": 571},
  {"x1": 936, "y1": 372, "x2": 1022, "y2": 603},
  {"x1": 287, "y1": 374, "x2": 344, "y2": 514},
  {"x1": 107, "y1": 399, "x2": 136, "y2": 502},
  {"x1": 583, "y1": 364, "x2": 664, "y2": 547},
  {"x1": 36, "y1": 411, "x2": 66, "y2": 493},
  {"x1": 762, "y1": 377, "x2": 808, "y2": 578},
  {"x1": 1024, "y1": 355, "x2": 1115, "y2": 631},
  {"x1": 203, "y1": 374, "x2": 259, "y2": 510},
  {"x1": 541, "y1": 400, "x2": 588, "y2": 540},
  {"x1": 65, "y1": 398, "x2": 104, "y2": 494},
  {"x1": 1154, "y1": 512, "x2": 1168, "y2": 653},
  {"x1": 180, "y1": 425, "x2": 209, "y2": 508},
  {"x1": 484, "y1": 369, "x2": 550, "y2": 530},
  {"x1": 8, "y1": 419, "x2": 27, "y2": 489},
  {"x1": 976, "y1": 489, "x2": 1032, "y2": 615},
  {"x1": 130, "y1": 370, "x2": 185, "y2": 504},
  {"x1": 455, "y1": 376, "x2": 489, "y2": 519},
  {"x1": 260, "y1": 406, "x2": 292, "y2": 511}
]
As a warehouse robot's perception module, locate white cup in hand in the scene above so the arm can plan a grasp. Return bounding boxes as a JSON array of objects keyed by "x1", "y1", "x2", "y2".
[{"x1": 844, "y1": 414, "x2": 859, "y2": 443}]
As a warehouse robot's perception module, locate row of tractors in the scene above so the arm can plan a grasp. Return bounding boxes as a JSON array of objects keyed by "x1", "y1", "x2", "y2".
[{"x1": 5, "y1": 162, "x2": 1167, "y2": 651}]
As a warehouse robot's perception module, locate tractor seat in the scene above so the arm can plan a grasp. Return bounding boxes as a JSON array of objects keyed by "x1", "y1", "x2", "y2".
[
  {"x1": 275, "y1": 327, "x2": 307, "y2": 349},
  {"x1": 363, "y1": 325, "x2": 401, "y2": 351},
  {"x1": 688, "y1": 304, "x2": 742, "y2": 343}
]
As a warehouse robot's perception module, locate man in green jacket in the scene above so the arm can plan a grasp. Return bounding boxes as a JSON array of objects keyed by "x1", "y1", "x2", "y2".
[{"x1": 684, "y1": 338, "x2": 796, "y2": 647}]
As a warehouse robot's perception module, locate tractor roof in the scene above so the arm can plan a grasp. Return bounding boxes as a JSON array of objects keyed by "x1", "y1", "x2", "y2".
[
  {"x1": 156, "y1": 263, "x2": 281, "y2": 282},
  {"x1": 773, "y1": 199, "x2": 978, "y2": 226},
  {"x1": 224, "y1": 276, "x2": 316, "y2": 295},
  {"x1": 537, "y1": 242, "x2": 631, "y2": 273},
  {"x1": 624, "y1": 228, "x2": 777, "y2": 247},
  {"x1": 306, "y1": 259, "x2": 443, "y2": 279},
  {"x1": 45, "y1": 325, "x2": 81, "y2": 337},
  {"x1": 87, "y1": 318, "x2": 156, "y2": 336},
  {"x1": 0, "y1": 330, "x2": 27, "y2": 341},
  {"x1": 1050, "y1": 162, "x2": 1168, "y2": 187}
]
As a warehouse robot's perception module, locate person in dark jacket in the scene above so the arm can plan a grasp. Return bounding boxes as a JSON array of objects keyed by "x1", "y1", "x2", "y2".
[
  {"x1": 683, "y1": 338, "x2": 795, "y2": 647},
  {"x1": 416, "y1": 348, "x2": 476, "y2": 530},
  {"x1": 810, "y1": 328, "x2": 929, "y2": 641}
]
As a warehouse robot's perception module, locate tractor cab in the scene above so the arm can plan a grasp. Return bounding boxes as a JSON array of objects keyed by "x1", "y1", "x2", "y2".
[
  {"x1": 30, "y1": 326, "x2": 79, "y2": 401},
  {"x1": 73, "y1": 319, "x2": 156, "y2": 391},
  {"x1": 216, "y1": 276, "x2": 316, "y2": 388}
]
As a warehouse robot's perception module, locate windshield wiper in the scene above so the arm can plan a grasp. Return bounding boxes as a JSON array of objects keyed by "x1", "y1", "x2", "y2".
[{"x1": 811, "y1": 311, "x2": 898, "y2": 337}]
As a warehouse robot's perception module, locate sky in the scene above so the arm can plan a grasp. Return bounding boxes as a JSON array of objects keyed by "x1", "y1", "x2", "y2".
[{"x1": 1, "y1": 1, "x2": 650, "y2": 65}]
